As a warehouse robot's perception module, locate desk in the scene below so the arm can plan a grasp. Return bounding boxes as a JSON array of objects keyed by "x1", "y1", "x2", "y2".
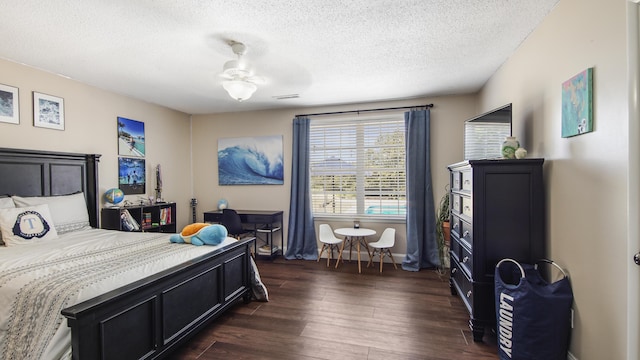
[
  {"x1": 204, "y1": 210, "x2": 283, "y2": 258},
  {"x1": 334, "y1": 228, "x2": 376, "y2": 273}
]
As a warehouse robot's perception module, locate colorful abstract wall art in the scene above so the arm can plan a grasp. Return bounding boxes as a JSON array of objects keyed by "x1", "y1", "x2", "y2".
[{"x1": 562, "y1": 68, "x2": 593, "y2": 138}]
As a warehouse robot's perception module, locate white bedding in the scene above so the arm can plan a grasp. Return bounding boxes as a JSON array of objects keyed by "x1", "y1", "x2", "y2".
[{"x1": 0, "y1": 228, "x2": 246, "y2": 360}]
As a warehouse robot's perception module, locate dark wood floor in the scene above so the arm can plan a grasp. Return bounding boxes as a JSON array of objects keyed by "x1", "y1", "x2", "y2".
[{"x1": 170, "y1": 257, "x2": 498, "y2": 360}]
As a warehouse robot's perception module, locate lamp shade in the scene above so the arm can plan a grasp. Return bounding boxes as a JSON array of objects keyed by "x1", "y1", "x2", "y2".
[{"x1": 223, "y1": 80, "x2": 257, "y2": 101}]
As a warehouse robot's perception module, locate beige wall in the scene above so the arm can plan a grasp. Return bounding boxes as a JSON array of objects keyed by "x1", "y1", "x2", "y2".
[
  {"x1": 480, "y1": 0, "x2": 628, "y2": 358},
  {"x1": 0, "y1": 53, "x2": 478, "y2": 256},
  {"x1": 191, "y1": 95, "x2": 477, "y2": 257},
  {"x1": 0, "y1": 58, "x2": 194, "y2": 228}
]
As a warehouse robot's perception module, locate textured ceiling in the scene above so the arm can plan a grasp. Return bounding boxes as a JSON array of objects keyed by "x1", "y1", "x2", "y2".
[{"x1": 0, "y1": 0, "x2": 559, "y2": 114}]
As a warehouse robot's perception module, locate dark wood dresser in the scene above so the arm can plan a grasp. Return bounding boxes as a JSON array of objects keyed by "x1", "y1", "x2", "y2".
[{"x1": 448, "y1": 158, "x2": 545, "y2": 342}]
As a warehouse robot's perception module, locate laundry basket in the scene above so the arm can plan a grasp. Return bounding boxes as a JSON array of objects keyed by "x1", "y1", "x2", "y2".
[{"x1": 494, "y1": 258, "x2": 573, "y2": 360}]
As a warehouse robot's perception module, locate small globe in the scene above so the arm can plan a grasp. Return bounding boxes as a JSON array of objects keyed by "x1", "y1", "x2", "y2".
[
  {"x1": 104, "y1": 188, "x2": 124, "y2": 205},
  {"x1": 217, "y1": 199, "x2": 228, "y2": 210}
]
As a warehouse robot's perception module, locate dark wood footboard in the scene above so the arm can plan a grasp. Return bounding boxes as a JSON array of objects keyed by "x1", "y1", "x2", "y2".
[
  {"x1": 61, "y1": 237, "x2": 254, "y2": 360},
  {"x1": 0, "y1": 148, "x2": 258, "y2": 359}
]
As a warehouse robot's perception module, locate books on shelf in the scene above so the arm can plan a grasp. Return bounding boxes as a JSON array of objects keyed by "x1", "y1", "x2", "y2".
[
  {"x1": 160, "y1": 207, "x2": 171, "y2": 225},
  {"x1": 142, "y1": 212, "x2": 152, "y2": 230},
  {"x1": 120, "y1": 209, "x2": 140, "y2": 231}
]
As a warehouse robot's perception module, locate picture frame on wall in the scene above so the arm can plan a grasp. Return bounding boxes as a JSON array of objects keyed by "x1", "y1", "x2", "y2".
[
  {"x1": 561, "y1": 67, "x2": 593, "y2": 138},
  {"x1": 0, "y1": 83, "x2": 19, "y2": 125},
  {"x1": 117, "y1": 116, "x2": 145, "y2": 157},
  {"x1": 118, "y1": 157, "x2": 146, "y2": 195},
  {"x1": 218, "y1": 135, "x2": 284, "y2": 185},
  {"x1": 33, "y1": 91, "x2": 65, "y2": 130}
]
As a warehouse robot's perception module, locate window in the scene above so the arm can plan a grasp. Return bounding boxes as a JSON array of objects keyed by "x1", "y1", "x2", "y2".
[{"x1": 309, "y1": 116, "x2": 406, "y2": 218}]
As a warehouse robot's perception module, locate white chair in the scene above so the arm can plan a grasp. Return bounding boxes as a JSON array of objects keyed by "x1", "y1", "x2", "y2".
[
  {"x1": 317, "y1": 224, "x2": 343, "y2": 267},
  {"x1": 367, "y1": 228, "x2": 397, "y2": 273}
]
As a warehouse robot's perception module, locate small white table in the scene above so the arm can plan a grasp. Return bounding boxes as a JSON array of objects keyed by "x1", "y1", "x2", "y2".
[{"x1": 334, "y1": 228, "x2": 376, "y2": 273}]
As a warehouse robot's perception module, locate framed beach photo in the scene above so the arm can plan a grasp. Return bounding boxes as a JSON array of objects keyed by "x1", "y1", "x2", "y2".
[
  {"x1": 117, "y1": 116, "x2": 145, "y2": 157},
  {"x1": 0, "y1": 83, "x2": 19, "y2": 125},
  {"x1": 118, "y1": 157, "x2": 146, "y2": 195},
  {"x1": 33, "y1": 91, "x2": 64, "y2": 130}
]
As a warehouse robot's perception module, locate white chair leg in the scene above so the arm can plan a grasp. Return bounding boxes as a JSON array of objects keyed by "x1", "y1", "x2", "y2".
[
  {"x1": 327, "y1": 244, "x2": 334, "y2": 267},
  {"x1": 318, "y1": 244, "x2": 327, "y2": 263},
  {"x1": 367, "y1": 249, "x2": 376, "y2": 267},
  {"x1": 388, "y1": 249, "x2": 398, "y2": 269}
]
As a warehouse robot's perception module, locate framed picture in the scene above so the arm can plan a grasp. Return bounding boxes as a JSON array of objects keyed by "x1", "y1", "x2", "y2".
[
  {"x1": 562, "y1": 68, "x2": 593, "y2": 138},
  {"x1": 117, "y1": 116, "x2": 145, "y2": 157},
  {"x1": 0, "y1": 83, "x2": 19, "y2": 125},
  {"x1": 33, "y1": 91, "x2": 64, "y2": 130},
  {"x1": 118, "y1": 157, "x2": 146, "y2": 195},
  {"x1": 218, "y1": 135, "x2": 284, "y2": 185}
]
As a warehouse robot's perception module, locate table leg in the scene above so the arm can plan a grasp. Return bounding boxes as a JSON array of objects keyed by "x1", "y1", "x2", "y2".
[
  {"x1": 335, "y1": 237, "x2": 347, "y2": 269},
  {"x1": 357, "y1": 236, "x2": 362, "y2": 273}
]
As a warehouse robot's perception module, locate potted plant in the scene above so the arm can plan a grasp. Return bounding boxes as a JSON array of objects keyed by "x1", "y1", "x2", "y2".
[{"x1": 435, "y1": 185, "x2": 451, "y2": 270}]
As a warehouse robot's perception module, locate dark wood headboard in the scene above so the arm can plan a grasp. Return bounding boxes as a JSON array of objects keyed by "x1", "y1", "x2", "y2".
[{"x1": 0, "y1": 148, "x2": 101, "y2": 227}]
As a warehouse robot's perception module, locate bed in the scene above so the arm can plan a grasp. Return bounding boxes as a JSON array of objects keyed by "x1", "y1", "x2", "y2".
[{"x1": 0, "y1": 147, "x2": 261, "y2": 360}]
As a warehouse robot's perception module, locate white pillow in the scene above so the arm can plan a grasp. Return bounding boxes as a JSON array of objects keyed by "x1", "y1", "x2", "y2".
[
  {"x1": 0, "y1": 197, "x2": 15, "y2": 245},
  {"x1": 0, "y1": 204, "x2": 58, "y2": 246},
  {"x1": 12, "y1": 193, "x2": 90, "y2": 234},
  {"x1": 0, "y1": 197, "x2": 15, "y2": 209}
]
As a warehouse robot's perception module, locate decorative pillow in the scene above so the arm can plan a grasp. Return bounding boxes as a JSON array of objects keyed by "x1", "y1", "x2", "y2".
[
  {"x1": 12, "y1": 193, "x2": 90, "y2": 234},
  {"x1": 0, "y1": 197, "x2": 15, "y2": 245},
  {"x1": 0, "y1": 204, "x2": 58, "y2": 246}
]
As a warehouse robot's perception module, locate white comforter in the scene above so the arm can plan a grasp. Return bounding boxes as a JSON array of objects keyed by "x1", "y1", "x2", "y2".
[{"x1": 0, "y1": 228, "x2": 240, "y2": 360}]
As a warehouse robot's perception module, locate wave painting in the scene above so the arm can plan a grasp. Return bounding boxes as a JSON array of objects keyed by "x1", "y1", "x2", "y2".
[{"x1": 218, "y1": 135, "x2": 284, "y2": 185}]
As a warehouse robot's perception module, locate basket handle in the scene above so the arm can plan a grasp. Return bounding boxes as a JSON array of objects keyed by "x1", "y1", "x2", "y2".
[
  {"x1": 496, "y1": 258, "x2": 525, "y2": 278},
  {"x1": 535, "y1": 258, "x2": 568, "y2": 278}
]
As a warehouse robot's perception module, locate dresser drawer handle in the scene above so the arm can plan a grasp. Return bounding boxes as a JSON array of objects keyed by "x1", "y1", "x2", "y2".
[
  {"x1": 462, "y1": 256, "x2": 469, "y2": 263},
  {"x1": 466, "y1": 290, "x2": 472, "y2": 298},
  {"x1": 451, "y1": 268, "x2": 457, "y2": 274},
  {"x1": 463, "y1": 230, "x2": 469, "y2": 237},
  {"x1": 464, "y1": 205, "x2": 471, "y2": 211},
  {"x1": 463, "y1": 180, "x2": 471, "y2": 185},
  {"x1": 453, "y1": 223, "x2": 459, "y2": 230}
]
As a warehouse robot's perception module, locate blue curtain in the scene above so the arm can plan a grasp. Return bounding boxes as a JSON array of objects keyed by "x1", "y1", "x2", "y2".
[
  {"x1": 284, "y1": 116, "x2": 318, "y2": 260},
  {"x1": 402, "y1": 109, "x2": 440, "y2": 271}
]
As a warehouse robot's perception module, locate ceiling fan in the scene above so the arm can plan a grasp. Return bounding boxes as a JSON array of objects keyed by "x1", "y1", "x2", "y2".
[{"x1": 220, "y1": 41, "x2": 265, "y2": 102}]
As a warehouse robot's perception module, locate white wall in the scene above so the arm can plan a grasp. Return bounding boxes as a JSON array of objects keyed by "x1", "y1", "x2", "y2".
[
  {"x1": 479, "y1": 0, "x2": 628, "y2": 358},
  {"x1": 0, "y1": 58, "x2": 194, "y2": 228}
]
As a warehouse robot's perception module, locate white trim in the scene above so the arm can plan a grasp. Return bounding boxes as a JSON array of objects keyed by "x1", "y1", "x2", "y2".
[
  {"x1": 627, "y1": 2, "x2": 640, "y2": 360},
  {"x1": 189, "y1": 114, "x2": 193, "y2": 198},
  {"x1": 567, "y1": 351, "x2": 579, "y2": 360}
]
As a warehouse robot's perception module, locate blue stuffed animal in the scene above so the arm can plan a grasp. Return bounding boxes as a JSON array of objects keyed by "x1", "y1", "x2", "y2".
[{"x1": 170, "y1": 223, "x2": 228, "y2": 246}]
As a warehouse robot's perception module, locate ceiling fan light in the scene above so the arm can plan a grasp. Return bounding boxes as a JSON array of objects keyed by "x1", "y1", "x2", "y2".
[
  {"x1": 223, "y1": 80, "x2": 257, "y2": 101},
  {"x1": 223, "y1": 59, "x2": 252, "y2": 78}
]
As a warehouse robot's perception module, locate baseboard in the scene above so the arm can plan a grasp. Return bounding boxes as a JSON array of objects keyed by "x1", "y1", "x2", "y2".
[{"x1": 567, "y1": 351, "x2": 578, "y2": 360}]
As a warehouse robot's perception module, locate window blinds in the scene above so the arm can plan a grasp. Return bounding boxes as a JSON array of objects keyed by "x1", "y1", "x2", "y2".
[{"x1": 309, "y1": 117, "x2": 406, "y2": 217}]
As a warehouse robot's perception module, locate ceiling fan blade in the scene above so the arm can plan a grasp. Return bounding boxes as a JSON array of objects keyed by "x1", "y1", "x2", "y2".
[{"x1": 247, "y1": 75, "x2": 266, "y2": 84}]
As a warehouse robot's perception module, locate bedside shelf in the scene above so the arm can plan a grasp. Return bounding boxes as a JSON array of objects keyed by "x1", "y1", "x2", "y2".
[{"x1": 101, "y1": 202, "x2": 177, "y2": 233}]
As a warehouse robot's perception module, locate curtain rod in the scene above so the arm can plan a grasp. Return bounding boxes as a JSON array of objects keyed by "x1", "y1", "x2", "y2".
[{"x1": 295, "y1": 103, "x2": 433, "y2": 118}]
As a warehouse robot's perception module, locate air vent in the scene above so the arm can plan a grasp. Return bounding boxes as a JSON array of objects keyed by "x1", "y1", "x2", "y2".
[{"x1": 273, "y1": 94, "x2": 299, "y2": 100}]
